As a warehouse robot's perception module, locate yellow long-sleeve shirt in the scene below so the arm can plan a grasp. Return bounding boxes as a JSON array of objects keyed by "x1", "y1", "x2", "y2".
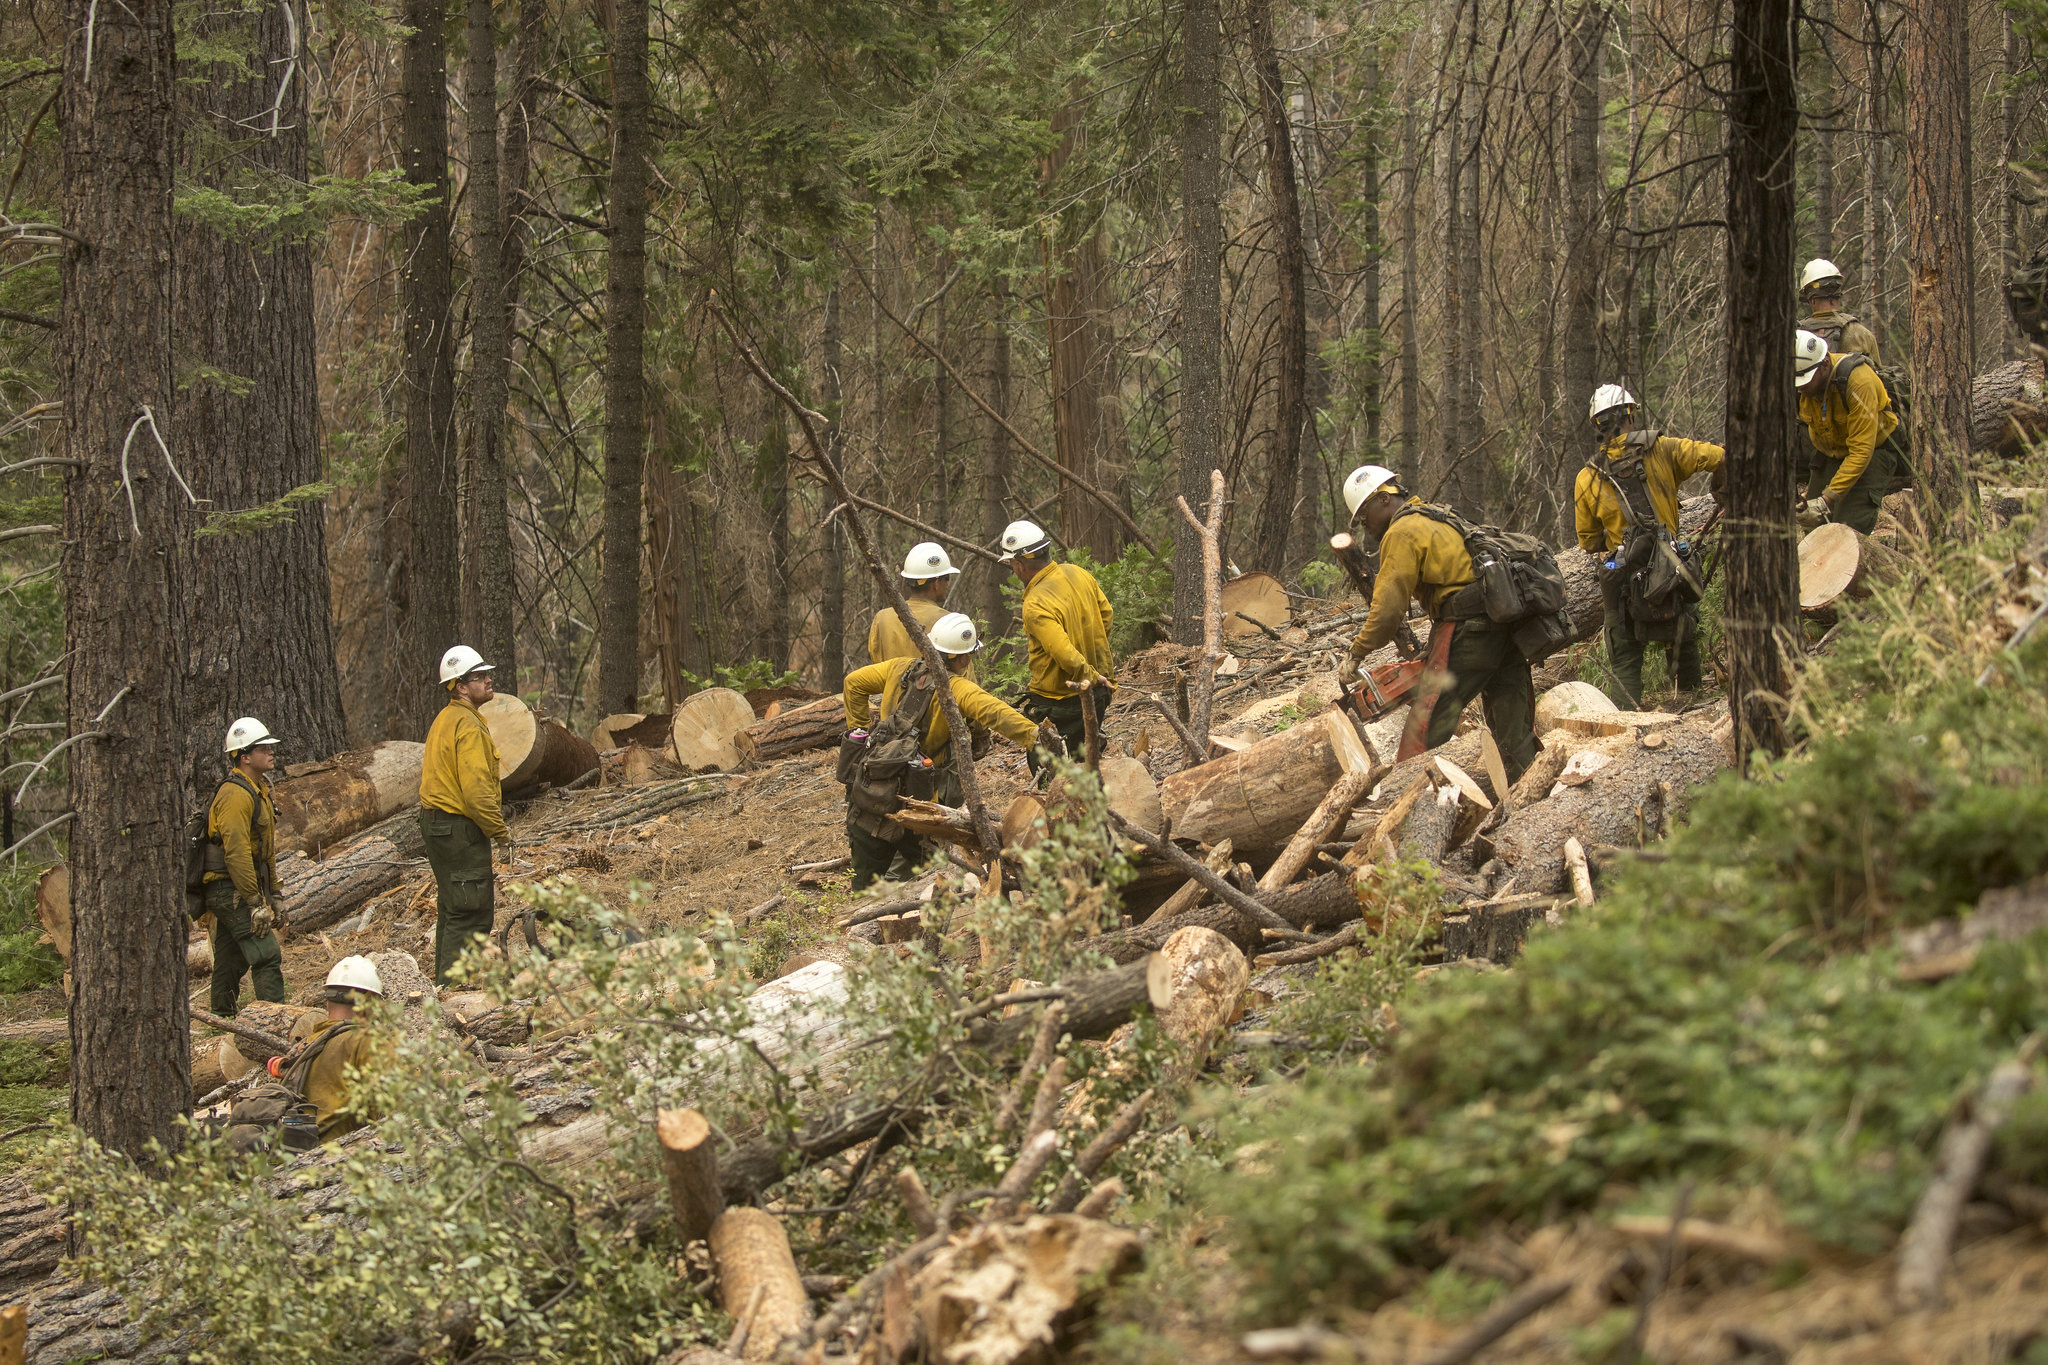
[
  {"x1": 1574, "y1": 433, "x2": 1725, "y2": 553},
  {"x1": 1021, "y1": 561, "x2": 1113, "y2": 700},
  {"x1": 298, "y1": 1016, "x2": 382, "y2": 1141},
  {"x1": 420, "y1": 697, "x2": 508, "y2": 839},
  {"x1": 1800, "y1": 354, "x2": 1900, "y2": 501},
  {"x1": 844, "y1": 657, "x2": 1038, "y2": 767},
  {"x1": 866, "y1": 598, "x2": 950, "y2": 666},
  {"x1": 1350, "y1": 500, "x2": 1477, "y2": 656},
  {"x1": 205, "y1": 773, "x2": 277, "y2": 900}
]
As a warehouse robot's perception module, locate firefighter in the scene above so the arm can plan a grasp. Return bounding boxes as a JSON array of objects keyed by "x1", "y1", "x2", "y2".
[
  {"x1": 203, "y1": 717, "x2": 287, "y2": 1017},
  {"x1": 868, "y1": 542, "x2": 961, "y2": 665},
  {"x1": 1797, "y1": 258, "x2": 1881, "y2": 361},
  {"x1": 840, "y1": 613, "x2": 1042, "y2": 889},
  {"x1": 1575, "y1": 385, "x2": 1725, "y2": 708},
  {"x1": 1001, "y1": 520, "x2": 1113, "y2": 775},
  {"x1": 1794, "y1": 328, "x2": 1904, "y2": 535},
  {"x1": 296, "y1": 955, "x2": 385, "y2": 1143},
  {"x1": 419, "y1": 645, "x2": 509, "y2": 985},
  {"x1": 1337, "y1": 466, "x2": 1537, "y2": 780}
]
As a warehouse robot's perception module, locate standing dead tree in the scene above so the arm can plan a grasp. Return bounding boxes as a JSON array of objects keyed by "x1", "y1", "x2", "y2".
[
  {"x1": 710, "y1": 301, "x2": 1003, "y2": 860},
  {"x1": 1177, "y1": 469, "x2": 1227, "y2": 752}
]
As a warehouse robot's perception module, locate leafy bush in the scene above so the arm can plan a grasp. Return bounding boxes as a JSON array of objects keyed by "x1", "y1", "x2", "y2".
[
  {"x1": 0, "y1": 860, "x2": 61, "y2": 994},
  {"x1": 979, "y1": 543, "x2": 1172, "y2": 697},
  {"x1": 678, "y1": 659, "x2": 802, "y2": 695}
]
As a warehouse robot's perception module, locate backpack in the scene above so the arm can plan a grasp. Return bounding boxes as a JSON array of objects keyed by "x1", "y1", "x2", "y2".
[
  {"x1": 846, "y1": 662, "x2": 942, "y2": 821},
  {"x1": 218, "y1": 1022, "x2": 354, "y2": 1156},
  {"x1": 1391, "y1": 504, "x2": 1575, "y2": 663},
  {"x1": 1586, "y1": 432, "x2": 1704, "y2": 643},
  {"x1": 1827, "y1": 353, "x2": 1915, "y2": 487},
  {"x1": 184, "y1": 773, "x2": 265, "y2": 920}
]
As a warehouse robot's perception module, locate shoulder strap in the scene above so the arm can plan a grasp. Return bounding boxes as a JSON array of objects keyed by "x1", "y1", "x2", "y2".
[
  {"x1": 1584, "y1": 445, "x2": 1657, "y2": 532},
  {"x1": 874, "y1": 661, "x2": 938, "y2": 746},
  {"x1": 1829, "y1": 353, "x2": 1872, "y2": 399},
  {"x1": 281, "y1": 1021, "x2": 354, "y2": 1096}
]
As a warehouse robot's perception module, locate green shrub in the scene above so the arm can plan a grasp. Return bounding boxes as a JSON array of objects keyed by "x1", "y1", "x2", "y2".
[{"x1": 0, "y1": 860, "x2": 61, "y2": 994}]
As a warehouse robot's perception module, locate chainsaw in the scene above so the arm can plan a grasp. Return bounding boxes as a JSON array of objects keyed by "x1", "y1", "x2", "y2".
[
  {"x1": 1339, "y1": 622, "x2": 1458, "y2": 762},
  {"x1": 1341, "y1": 658, "x2": 1426, "y2": 722}
]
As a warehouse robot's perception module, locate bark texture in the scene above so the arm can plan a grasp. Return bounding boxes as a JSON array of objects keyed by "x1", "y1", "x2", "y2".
[
  {"x1": 1561, "y1": 3, "x2": 1605, "y2": 517},
  {"x1": 1246, "y1": 0, "x2": 1310, "y2": 571},
  {"x1": 61, "y1": 0, "x2": 192, "y2": 1158},
  {"x1": 399, "y1": 0, "x2": 459, "y2": 739},
  {"x1": 599, "y1": 0, "x2": 651, "y2": 711},
  {"x1": 174, "y1": 0, "x2": 347, "y2": 803},
  {"x1": 1043, "y1": 107, "x2": 1124, "y2": 563},
  {"x1": 1904, "y1": 0, "x2": 1980, "y2": 532},
  {"x1": 1722, "y1": 0, "x2": 1801, "y2": 765},
  {"x1": 1174, "y1": 0, "x2": 1223, "y2": 643},
  {"x1": 464, "y1": 0, "x2": 517, "y2": 681}
]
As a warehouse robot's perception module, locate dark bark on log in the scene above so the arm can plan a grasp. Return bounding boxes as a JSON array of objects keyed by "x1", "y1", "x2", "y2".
[
  {"x1": 279, "y1": 836, "x2": 413, "y2": 933},
  {"x1": 1090, "y1": 903, "x2": 1261, "y2": 964},
  {"x1": 270, "y1": 742, "x2": 425, "y2": 855},
  {"x1": 733, "y1": 696, "x2": 845, "y2": 762},
  {"x1": 1970, "y1": 358, "x2": 2047, "y2": 455},
  {"x1": 1263, "y1": 870, "x2": 1367, "y2": 930}
]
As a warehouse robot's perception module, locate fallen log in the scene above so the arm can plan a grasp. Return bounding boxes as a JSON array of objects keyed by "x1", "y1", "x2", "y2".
[
  {"x1": 279, "y1": 835, "x2": 413, "y2": 934},
  {"x1": 480, "y1": 693, "x2": 600, "y2": 793},
  {"x1": 708, "y1": 1207, "x2": 810, "y2": 1361},
  {"x1": 671, "y1": 688, "x2": 756, "y2": 772},
  {"x1": 1969, "y1": 356, "x2": 2048, "y2": 457},
  {"x1": 1483, "y1": 719, "x2": 1729, "y2": 892},
  {"x1": 1090, "y1": 902, "x2": 1260, "y2": 965},
  {"x1": 1799, "y1": 522, "x2": 1906, "y2": 616},
  {"x1": 270, "y1": 741, "x2": 425, "y2": 855},
  {"x1": 1159, "y1": 709, "x2": 1378, "y2": 854},
  {"x1": 732, "y1": 695, "x2": 845, "y2": 763},
  {"x1": 1257, "y1": 768, "x2": 1377, "y2": 893}
]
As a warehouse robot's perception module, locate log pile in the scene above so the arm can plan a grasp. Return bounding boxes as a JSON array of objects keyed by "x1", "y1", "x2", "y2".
[
  {"x1": 732, "y1": 695, "x2": 845, "y2": 762},
  {"x1": 270, "y1": 741, "x2": 424, "y2": 855}
]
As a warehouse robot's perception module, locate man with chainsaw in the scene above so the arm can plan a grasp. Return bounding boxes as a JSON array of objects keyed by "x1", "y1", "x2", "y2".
[
  {"x1": 1336, "y1": 466, "x2": 1544, "y2": 782},
  {"x1": 1797, "y1": 258, "x2": 1881, "y2": 361},
  {"x1": 202, "y1": 717, "x2": 288, "y2": 1017},
  {"x1": 1001, "y1": 520, "x2": 1114, "y2": 777},
  {"x1": 1794, "y1": 328, "x2": 1905, "y2": 535},
  {"x1": 420, "y1": 645, "x2": 510, "y2": 986},
  {"x1": 1575, "y1": 385, "x2": 1724, "y2": 709},
  {"x1": 869, "y1": 542, "x2": 964, "y2": 666},
  {"x1": 840, "y1": 613, "x2": 1043, "y2": 889}
]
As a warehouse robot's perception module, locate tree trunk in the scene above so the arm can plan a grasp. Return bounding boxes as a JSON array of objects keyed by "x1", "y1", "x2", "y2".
[
  {"x1": 983, "y1": 283, "x2": 1014, "y2": 637},
  {"x1": 399, "y1": 0, "x2": 460, "y2": 739},
  {"x1": 1723, "y1": 0, "x2": 1801, "y2": 765},
  {"x1": 1398, "y1": 107, "x2": 1422, "y2": 490},
  {"x1": 1458, "y1": 104, "x2": 1484, "y2": 514},
  {"x1": 1175, "y1": 0, "x2": 1223, "y2": 644},
  {"x1": 761, "y1": 358, "x2": 792, "y2": 672},
  {"x1": 500, "y1": 0, "x2": 544, "y2": 322},
  {"x1": 271, "y1": 741, "x2": 426, "y2": 855},
  {"x1": 1562, "y1": 2, "x2": 1605, "y2": 515},
  {"x1": 931, "y1": 283, "x2": 951, "y2": 531},
  {"x1": 1808, "y1": 20, "x2": 1835, "y2": 258},
  {"x1": 463, "y1": 0, "x2": 517, "y2": 685},
  {"x1": 1437, "y1": 79, "x2": 1465, "y2": 504},
  {"x1": 1864, "y1": 0, "x2": 1889, "y2": 354},
  {"x1": 1043, "y1": 99, "x2": 1125, "y2": 564},
  {"x1": 2003, "y1": 9, "x2": 2022, "y2": 361},
  {"x1": 1903, "y1": 0, "x2": 1978, "y2": 534},
  {"x1": 1247, "y1": 0, "x2": 1309, "y2": 572},
  {"x1": 599, "y1": 0, "x2": 650, "y2": 712},
  {"x1": 821, "y1": 283, "x2": 847, "y2": 691},
  {"x1": 1361, "y1": 54, "x2": 1384, "y2": 462},
  {"x1": 61, "y1": 0, "x2": 191, "y2": 1159},
  {"x1": 173, "y1": 0, "x2": 347, "y2": 805}
]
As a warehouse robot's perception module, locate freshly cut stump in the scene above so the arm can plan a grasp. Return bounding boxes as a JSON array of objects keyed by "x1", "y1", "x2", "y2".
[
  {"x1": 477, "y1": 694, "x2": 595, "y2": 791},
  {"x1": 670, "y1": 688, "x2": 757, "y2": 771},
  {"x1": 589, "y1": 712, "x2": 644, "y2": 750},
  {"x1": 707, "y1": 1207, "x2": 810, "y2": 1361},
  {"x1": 1799, "y1": 522, "x2": 1906, "y2": 614},
  {"x1": 732, "y1": 695, "x2": 846, "y2": 762},
  {"x1": 1097, "y1": 755, "x2": 1163, "y2": 833},
  {"x1": 271, "y1": 740, "x2": 425, "y2": 855},
  {"x1": 1146, "y1": 925, "x2": 1251, "y2": 1056},
  {"x1": 1535, "y1": 681, "x2": 1616, "y2": 734},
  {"x1": 479, "y1": 692, "x2": 536, "y2": 777},
  {"x1": 1221, "y1": 570, "x2": 1291, "y2": 638}
]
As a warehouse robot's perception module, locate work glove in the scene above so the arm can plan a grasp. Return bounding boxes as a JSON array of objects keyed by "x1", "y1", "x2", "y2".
[
  {"x1": 1337, "y1": 644, "x2": 1367, "y2": 688},
  {"x1": 244, "y1": 898, "x2": 275, "y2": 937},
  {"x1": 1797, "y1": 496, "x2": 1830, "y2": 530}
]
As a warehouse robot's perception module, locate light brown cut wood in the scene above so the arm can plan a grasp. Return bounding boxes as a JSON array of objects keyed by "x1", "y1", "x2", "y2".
[
  {"x1": 1608, "y1": 1216, "x2": 1792, "y2": 1267},
  {"x1": 621, "y1": 743, "x2": 678, "y2": 786},
  {"x1": 1478, "y1": 728, "x2": 1510, "y2": 810},
  {"x1": 657, "y1": 1107, "x2": 725, "y2": 1243},
  {"x1": 34, "y1": 863, "x2": 69, "y2": 966},
  {"x1": 707, "y1": 1206, "x2": 811, "y2": 1361},
  {"x1": 480, "y1": 693, "x2": 601, "y2": 792},
  {"x1": 1146, "y1": 925, "x2": 1250, "y2": 1059},
  {"x1": 589, "y1": 712, "x2": 643, "y2": 749},
  {"x1": 1433, "y1": 755, "x2": 1493, "y2": 812},
  {"x1": 1343, "y1": 773, "x2": 1433, "y2": 868},
  {"x1": 1257, "y1": 768, "x2": 1375, "y2": 893},
  {"x1": 732, "y1": 695, "x2": 846, "y2": 762},
  {"x1": 1798, "y1": 522, "x2": 1908, "y2": 612},
  {"x1": 670, "y1": 687, "x2": 757, "y2": 772},
  {"x1": 1535, "y1": 680, "x2": 1616, "y2": 734},
  {"x1": 1097, "y1": 755, "x2": 1164, "y2": 833},
  {"x1": 1564, "y1": 837, "x2": 1595, "y2": 907},
  {"x1": 1552, "y1": 709, "x2": 1679, "y2": 738},
  {"x1": 1161, "y1": 711, "x2": 1377, "y2": 853},
  {"x1": 270, "y1": 741, "x2": 425, "y2": 855},
  {"x1": 1508, "y1": 741, "x2": 1572, "y2": 809},
  {"x1": 1221, "y1": 569, "x2": 1291, "y2": 638}
]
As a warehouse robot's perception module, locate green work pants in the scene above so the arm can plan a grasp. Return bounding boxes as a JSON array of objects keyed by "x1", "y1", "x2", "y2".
[
  {"x1": 1602, "y1": 603, "x2": 1703, "y2": 711},
  {"x1": 1427, "y1": 623, "x2": 1538, "y2": 782},
  {"x1": 844, "y1": 769, "x2": 960, "y2": 891},
  {"x1": 204, "y1": 879, "x2": 284, "y2": 1018},
  {"x1": 1811, "y1": 440, "x2": 1902, "y2": 535},
  {"x1": 420, "y1": 808, "x2": 496, "y2": 985},
  {"x1": 1021, "y1": 684, "x2": 1110, "y2": 779}
]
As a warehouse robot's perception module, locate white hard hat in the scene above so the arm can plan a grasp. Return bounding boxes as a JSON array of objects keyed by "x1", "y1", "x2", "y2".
[
  {"x1": 1799, "y1": 258, "x2": 1845, "y2": 295},
  {"x1": 997, "y1": 520, "x2": 1051, "y2": 562},
  {"x1": 1341, "y1": 465, "x2": 1400, "y2": 517},
  {"x1": 929, "y1": 612, "x2": 981, "y2": 655},
  {"x1": 899, "y1": 542, "x2": 961, "y2": 581},
  {"x1": 1794, "y1": 329, "x2": 1831, "y2": 384},
  {"x1": 438, "y1": 645, "x2": 494, "y2": 685},
  {"x1": 325, "y1": 955, "x2": 383, "y2": 997},
  {"x1": 223, "y1": 717, "x2": 280, "y2": 754},
  {"x1": 1589, "y1": 384, "x2": 1637, "y2": 422}
]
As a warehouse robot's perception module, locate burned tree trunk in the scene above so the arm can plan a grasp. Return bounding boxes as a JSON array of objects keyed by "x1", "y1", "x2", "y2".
[
  {"x1": 1722, "y1": 0, "x2": 1801, "y2": 765},
  {"x1": 61, "y1": 0, "x2": 192, "y2": 1158},
  {"x1": 598, "y1": 0, "x2": 651, "y2": 712},
  {"x1": 1174, "y1": 0, "x2": 1224, "y2": 645},
  {"x1": 464, "y1": 0, "x2": 517, "y2": 682}
]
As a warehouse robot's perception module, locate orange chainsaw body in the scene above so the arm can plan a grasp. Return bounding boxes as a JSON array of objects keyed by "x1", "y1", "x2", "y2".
[{"x1": 1342, "y1": 658, "x2": 1426, "y2": 721}]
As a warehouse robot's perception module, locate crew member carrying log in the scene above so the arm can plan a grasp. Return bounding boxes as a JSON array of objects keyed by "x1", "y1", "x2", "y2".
[
  {"x1": 1797, "y1": 258, "x2": 1880, "y2": 361},
  {"x1": 203, "y1": 717, "x2": 287, "y2": 1017},
  {"x1": 868, "y1": 542, "x2": 961, "y2": 665},
  {"x1": 1575, "y1": 384, "x2": 1724, "y2": 709},
  {"x1": 419, "y1": 645, "x2": 509, "y2": 985},
  {"x1": 1794, "y1": 328, "x2": 1905, "y2": 535},
  {"x1": 840, "y1": 613, "x2": 1041, "y2": 889},
  {"x1": 1001, "y1": 519, "x2": 1113, "y2": 777},
  {"x1": 1335, "y1": 466, "x2": 1541, "y2": 781}
]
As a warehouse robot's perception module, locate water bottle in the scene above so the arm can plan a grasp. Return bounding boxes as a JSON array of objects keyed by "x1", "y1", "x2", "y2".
[
  {"x1": 1603, "y1": 557, "x2": 1619, "y2": 573},
  {"x1": 848, "y1": 728, "x2": 869, "y2": 744}
]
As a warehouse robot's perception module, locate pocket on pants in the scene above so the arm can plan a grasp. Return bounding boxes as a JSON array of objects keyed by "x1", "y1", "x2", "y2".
[{"x1": 240, "y1": 929, "x2": 282, "y2": 968}]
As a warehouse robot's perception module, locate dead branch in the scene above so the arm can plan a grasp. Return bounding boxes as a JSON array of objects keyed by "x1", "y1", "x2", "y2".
[
  {"x1": 1140, "y1": 692, "x2": 1207, "y2": 766},
  {"x1": 1175, "y1": 469, "x2": 1228, "y2": 751},
  {"x1": 1105, "y1": 810, "x2": 1309, "y2": 941},
  {"x1": 1046, "y1": 1089, "x2": 1155, "y2": 1214},
  {"x1": 188, "y1": 1006, "x2": 291, "y2": 1058},
  {"x1": 1416, "y1": 1276, "x2": 1573, "y2": 1365},
  {"x1": 1253, "y1": 923, "x2": 1359, "y2": 967}
]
